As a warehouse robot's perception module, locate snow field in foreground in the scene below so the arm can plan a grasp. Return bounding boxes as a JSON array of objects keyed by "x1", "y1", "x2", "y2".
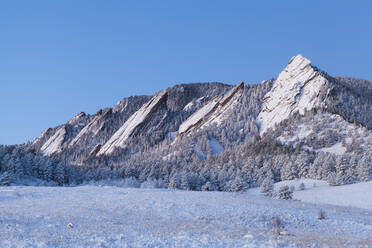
[
  {"x1": 249, "y1": 179, "x2": 372, "y2": 210},
  {"x1": 0, "y1": 185, "x2": 372, "y2": 247}
]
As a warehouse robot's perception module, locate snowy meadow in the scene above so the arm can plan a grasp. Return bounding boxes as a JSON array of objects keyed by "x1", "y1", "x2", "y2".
[{"x1": 1, "y1": 181, "x2": 372, "y2": 248}]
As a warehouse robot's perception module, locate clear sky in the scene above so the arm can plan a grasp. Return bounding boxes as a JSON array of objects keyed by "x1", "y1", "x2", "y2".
[{"x1": 1, "y1": 1, "x2": 371, "y2": 145}]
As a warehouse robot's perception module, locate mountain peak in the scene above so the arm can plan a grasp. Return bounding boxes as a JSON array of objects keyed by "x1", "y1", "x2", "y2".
[
  {"x1": 257, "y1": 55, "x2": 328, "y2": 134},
  {"x1": 288, "y1": 54, "x2": 310, "y2": 65},
  {"x1": 284, "y1": 54, "x2": 313, "y2": 77}
]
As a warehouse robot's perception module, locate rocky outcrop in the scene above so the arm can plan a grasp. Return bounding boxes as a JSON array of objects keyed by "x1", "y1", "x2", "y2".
[
  {"x1": 257, "y1": 55, "x2": 329, "y2": 134},
  {"x1": 40, "y1": 126, "x2": 67, "y2": 156},
  {"x1": 32, "y1": 127, "x2": 56, "y2": 151},
  {"x1": 178, "y1": 82, "x2": 244, "y2": 136},
  {"x1": 31, "y1": 83, "x2": 229, "y2": 161},
  {"x1": 39, "y1": 112, "x2": 91, "y2": 156},
  {"x1": 69, "y1": 109, "x2": 112, "y2": 148},
  {"x1": 97, "y1": 90, "x2": 168, "y2": 155}
]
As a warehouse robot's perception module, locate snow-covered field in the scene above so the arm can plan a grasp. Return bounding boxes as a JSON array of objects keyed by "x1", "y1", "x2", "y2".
[
  {"x1": 1, "y1": 184, "x2": 372, "y2": 247},
  {"x1": 249, "y1": 179, "x2": 372, "y2": 210},
  {"x1": 282, "y1": 179, "x2": 372, "y2": 210}
]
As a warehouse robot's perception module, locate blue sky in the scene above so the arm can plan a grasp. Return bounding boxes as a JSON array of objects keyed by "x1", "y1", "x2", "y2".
[{"x1": 1, "y1": 1, "x2": 371, "y2": 145}]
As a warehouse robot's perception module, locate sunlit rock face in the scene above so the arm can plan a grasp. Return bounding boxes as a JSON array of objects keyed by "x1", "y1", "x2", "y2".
[{"x1": 258, "y1": 54, "x2": 328, "y2": 134}]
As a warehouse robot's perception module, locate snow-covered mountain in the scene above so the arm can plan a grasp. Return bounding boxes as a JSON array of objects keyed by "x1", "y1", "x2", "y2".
[
  {"x1": 1, "y1": 54, "x2": 370, "y2": 189},
  {"x1": 257, "y1": 54, "x2": 329, "y2": 134},
  {"x1": 257, "y1": 55, "x2": 371, "y2": 157},
  {"x1": 29, "y1": 54, "x2": 371, "y2": 164},
  {"x1": 29, "y1": 83, "x2": 232, "y2": 161},
  {"x1": 38, "y1": 55, "x2": 371, "y2": 150}
]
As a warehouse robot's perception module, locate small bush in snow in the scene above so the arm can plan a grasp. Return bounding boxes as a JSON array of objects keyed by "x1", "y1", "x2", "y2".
[
  {"x1": 299, "y1": 182, "x2": 305, "y2": 191},
  {"x1": 271, "y1": 216, "x2": 284, "y2": 235},
  {"x1": 201, "y1": 181, "x2": 217, "y2": 191},
  {"x1": 317, "y1": 209, "x2": 326, "y2": 220},
  {"x1": 277, "y1": 185, "x2": 293, "y2": 200}
]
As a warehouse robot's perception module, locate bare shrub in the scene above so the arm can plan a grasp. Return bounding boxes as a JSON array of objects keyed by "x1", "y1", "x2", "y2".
[
  {"x1": 271, "y1": 216, "x2": 284, "y2": 235},
  {"x1": 317, "y1": 209, "x2": 326, "y2": 220},
  {"x1": 299, "y1": 182, "x2": 305, "y2": 190}
]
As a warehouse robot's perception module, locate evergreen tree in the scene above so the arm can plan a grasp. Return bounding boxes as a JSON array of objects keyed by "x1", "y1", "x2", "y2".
[
  {"x1": 0, "y1": 171, "x2": 13, "y2": 186},
  {"x1": 228, "y1": 176, "x2": 247, "y2": 192},
  {"x1": 277, "y1": 185, "x2": 293, "y2": 200},
  {"x1": 357, "y1": 158, "x2": 370, "y2": 182},
  {"x1": 260, "y1": 176, "x2": 274, "y2": 197},
  {"x1": 54, "y1": 162, "x2": 65, "y2": 186},
  {"x1": 168, "y1": 173, "x2": 180, "y2": 189}
]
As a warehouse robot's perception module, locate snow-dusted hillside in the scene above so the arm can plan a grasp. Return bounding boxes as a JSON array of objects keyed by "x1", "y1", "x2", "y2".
[
  {"x1": 276, "y1": 112, "x2": 372, "y2": 155},
  {"x1": 1, "y1": 186, "x2": 372, "y2": 248}
]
